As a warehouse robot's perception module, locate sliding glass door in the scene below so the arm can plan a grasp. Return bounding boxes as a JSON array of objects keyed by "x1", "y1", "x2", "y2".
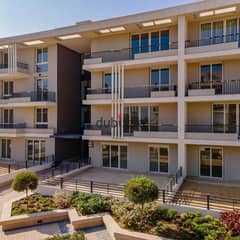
[{"x1": 200, "y1": 147, "x2": 222, "y2": 178}]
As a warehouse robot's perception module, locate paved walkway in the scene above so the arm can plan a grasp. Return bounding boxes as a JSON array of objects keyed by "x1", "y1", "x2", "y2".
[{"x1": 83, "y1": 226, "x2": 113, "y2": 240}]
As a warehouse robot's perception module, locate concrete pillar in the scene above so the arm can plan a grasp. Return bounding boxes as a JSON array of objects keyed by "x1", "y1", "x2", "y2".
[{"x1": 177, "y1": 15, "x2": 187, "y2": 177}]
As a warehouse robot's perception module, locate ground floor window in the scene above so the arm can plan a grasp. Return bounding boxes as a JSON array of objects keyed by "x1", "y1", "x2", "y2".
[
  {"x1": 27, "y1": 140, "x2": 46, "y2": 161},
  {"x1": 1, "y1": 139, "x2": 11, "y2": 159},
  {"x1": 102, "y1": 144, "x2": 127, "y2": 169},
  {"x1": 200, "y1": 147, "x2": 223, "y2": 178},
  {"x1": 149, "y1": 145, "x2": 168, "y2": 173}
]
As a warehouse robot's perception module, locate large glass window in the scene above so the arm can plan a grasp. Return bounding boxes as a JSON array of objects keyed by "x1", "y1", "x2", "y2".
[
  {"x1": 226, "y1": 19, "x2": 238, "y2": 42},
  {"x1": 213, "y1": 21, "x2": 224, "y2": 44},
  {"x1": 150, "y1": 106, "x2": 159, "y2": 131},
  {"x1": 103, "y1": 73, "x2": 112, "y2": 90},
  {"x1": 141, "y1": 33, "x2": 149, "y2": 53},
  {"x1": 3, "y1": 109, "x2": 13, "y2": 127},
  {"x1": 200, "y1": 147, "x2": 222, "y2": 178},
  {"x1": 151, "y1": 32, "x2": 160, "y2": 52},
  {"x1": 102, "y1": 144, "x2": 127, "y2": 169},
  {"x1": 1, "y1": 139, "x2": 11, "y2": 159},
  {"x1": 36, "y1": 108, "x2": 48, "y2": 128},
  {"x1": 161, "y1": 30, "x2": 170, "y2": 50},
  {"x1": 201, "y1": 23, "x2": 211, "y2": 45},
  {"x1": 149, "y1": 146, "x2": 169, "y2": 173},
  {"x1": 36, "y1": 48, "x2": 48, "y2": 73},
  {"x1": 3, "y1": 81, "x2": 13, "y2": 97},
  {"x1": 36, "y1": 78, "x2": 48, "y2": 101},
  {"x1": 200, "y1": 64, "x2": 222, "y2": 88},
  {"x1": 131, "y1": 35, "x2": 140, "y2": 56},
  {"x1": 151, "y1": 69, "x2": 170, "y2": 91},
  {"x1": 27, "y1": 140, "x2": 46, "y2": 161}
]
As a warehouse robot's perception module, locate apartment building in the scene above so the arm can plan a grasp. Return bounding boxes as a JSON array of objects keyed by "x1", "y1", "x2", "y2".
[
  {"x1": 82, "y1": 0, "x2": 240, "y2": 182},
  {"x1": 0, "y1": 0, "x2": 240, "y2": 182},
  {"x1": 0, "y1": 40, "x2": 86, "y2": 164}
]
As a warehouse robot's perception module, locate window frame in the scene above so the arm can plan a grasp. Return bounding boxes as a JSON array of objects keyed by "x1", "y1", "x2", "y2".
[
  {"x1": 2, "y1": 81, "x2": 13, "y2": 97},
  {"x1": 199, "y1": 146, "x2": 223, "y2": 179},
  {"x1": 26, "y1": 139, "x2": 46, "y2": 161},
  {"x1": 35, "y1": 108, "x2": 48, "y2": 128},
  {"x1": 1, "y1": 139, "x2": 11, "y2": 160},
  {"x1": 36, "y1": 47, "x2": 48, "y2": 73}
]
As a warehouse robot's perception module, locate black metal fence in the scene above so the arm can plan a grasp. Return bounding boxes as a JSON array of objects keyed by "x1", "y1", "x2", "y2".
[{"x1": 0, "y1": 155, "x2": 55, "y2": 175}]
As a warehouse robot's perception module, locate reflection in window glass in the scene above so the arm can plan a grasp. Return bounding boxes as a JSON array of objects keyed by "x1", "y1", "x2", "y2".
[
  {"x1": 151, "y1": 32, "x2": 159, "y2": 52},
  {"x1": 226, "y1": 19, "x2": 237, "y2": 42},
  {"x1": 141, "y1": 33, "x2": 149, "y2": 53}
]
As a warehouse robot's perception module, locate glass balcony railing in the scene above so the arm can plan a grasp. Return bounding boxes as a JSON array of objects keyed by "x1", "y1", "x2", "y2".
[{"x1": 84, "y1": 42, "x2": 178, "y2": 63}]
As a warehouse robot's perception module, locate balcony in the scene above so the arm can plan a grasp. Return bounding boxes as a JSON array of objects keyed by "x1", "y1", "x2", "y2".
[
  {"x1": 185, "y1": 124, "x2": 239, "y2": 141},
  {"x1": 0, "y1": 62, "x2": 29, "y2": 79},
  {"x1": 187, "y1": 80, "x2": 240, "y2": 97},
  {"x1": 0, "y1": 123, "x2": 54, "y2": 137},
  {"x1": 0, "y1": 91, "x2": 56, "y2": 107},
  {"x1": 84, "y1": 123, "x2": 177, "y2": 139},
  {"x1": 86, "y1": 85, "x2": 177, "y2": 101},
  {"x1": 84, "y1": 43, "x2": 178, "y2": 65},
  {"x1": 185, "y1": 33, "x2": 240, "y2": 55}
]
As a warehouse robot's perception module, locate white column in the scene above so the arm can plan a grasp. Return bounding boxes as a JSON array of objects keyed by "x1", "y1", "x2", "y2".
[
  {"x1": 178, "y1": 15, "x2": 187, "y2": 177},
  {"x1": 8, "y1": 44, "x2": 17, "y2": 73}
]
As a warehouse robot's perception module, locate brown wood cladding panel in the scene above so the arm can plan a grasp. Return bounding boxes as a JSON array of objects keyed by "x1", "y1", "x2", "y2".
[{"x1": 57, "y1": 44, "x2": 81, "y2": 133}]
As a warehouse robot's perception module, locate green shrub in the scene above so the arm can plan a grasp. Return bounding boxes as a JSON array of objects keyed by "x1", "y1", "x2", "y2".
[
  {"x1": 160, "y1": 208, "x2": 177, "y2": 221},
  {"x1": 71, "y1": 192, "x2": 109, "y2": 215},
  {"x1": 53, "y1": 191, "x2": 71, "y2": 209},
  {"x1": 45, "y1": 232, "x2": 84, "y2": 240},
  {"x1": 12, "y1": 172, "x2": 38, "y2": 200},
  {"x1": 124, "y1": 177, "x2": 159, "y2": 208}
]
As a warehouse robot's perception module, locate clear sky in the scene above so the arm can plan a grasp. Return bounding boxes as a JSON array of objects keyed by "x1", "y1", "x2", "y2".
[{"x1": 0, "y1": 0, "x2": 199, "y2": 38}]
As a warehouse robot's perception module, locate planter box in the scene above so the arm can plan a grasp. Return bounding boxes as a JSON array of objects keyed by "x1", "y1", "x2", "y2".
[
  {"x1": 188, "y1": 89, "x2": 215, "y2": 96},
  {"x1": 151, "y1": 91, "x2": 175, "y2": 98}
]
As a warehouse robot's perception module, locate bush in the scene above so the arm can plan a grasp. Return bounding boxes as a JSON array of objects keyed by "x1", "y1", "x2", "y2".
[
  {"x1": 71, "y1": 191, "x2": 109, "y2": 215},
  {"x1": 45, "y1": 232, "x2": 84, "y2": 240},
  {"x1": 53, "y1": 191, "x2": 71, "y2": 209},
  {"x1": 220, "y1": 209, "x2": 240, "y2": 236},
  {"x1": 12, "y1": 171, "x2": 38, "y2": 199},
  {"x1": 124, "y1": 177, "x2": 159, "y2": 208}
]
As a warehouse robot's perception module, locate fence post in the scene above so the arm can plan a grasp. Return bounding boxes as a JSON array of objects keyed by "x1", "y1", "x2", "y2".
[
  {"x1": 8, "y1": 164, "x2": 11, "y2": 174},
  {"x1": 162, "y1": 189, "x2": 166, "y2": 203},
  {"x1": 51, "y1": 169, "x2": 54, "y2": 178},
  {"x1": 60, "y1": 177, "x2": 64, "y2": 189},
  {"x1": 90, "y1": 181, "x2": 93, "y2": 193},
  {"x1": 25, "y1": 161, "x2": 28, "y2": 169},
  {"x1": 180, "y1": 166, "x2": 183, "y2": 177},
  {"x1": 207, "y1": 195, "x2": 210, "y2": 210},
  {"x1": 176, "y1": 173, "x2": 178, "y2": 184},
  {"x1": 75, "y1": 180, "x2": 78, "y2": 191},
  {"x1": 78, "y1": 161, "x2": 81, "y2": 169}
]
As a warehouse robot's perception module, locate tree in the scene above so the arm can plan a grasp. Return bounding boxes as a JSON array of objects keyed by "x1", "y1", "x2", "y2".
[
  {"x1": 12, "y1": 171, "x2": 38, "y2": 200},
  {"x1": 124, "y1": 176, "x2": 159, "y2": 208}
]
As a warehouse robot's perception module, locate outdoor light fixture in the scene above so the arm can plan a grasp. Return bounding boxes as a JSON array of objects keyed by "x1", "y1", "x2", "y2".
[
  {"x1": 23, "y1": 40, "x2": 44, "y2": 46},
  {"x1": 142, "y1": 18, "x2": 172, "y2": 27},
  {"x1": 99, "y1": 26, "x2": 125, "y2": 34},
  {"x1": 0, "y1": 45, "x2": 8, "y2": 49},
  {"x1": 199, "y1": 11, "x2": 214, "y2": 17},
  {"x1": 215, "y1": 6, "x2": 237, "y2": 15},
  {"x1": 155, "y1": 18, "x2": 172, "y2": 25},
  {"x1": 58, "y1": 34, "x2": 82, "y2": 40},
  {"x1": 110, "y1": 26, "x2": 126, "y2": 32},
  {"x1": 199, "y1": 6, "x2": 237, "y2": 17},
  {"x1": 142, "y1": 21, "x2": 154, "y2": 27}
]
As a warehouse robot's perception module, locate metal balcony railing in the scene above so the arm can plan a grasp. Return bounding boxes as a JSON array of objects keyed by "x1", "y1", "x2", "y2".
[
  {"x1": 1, "y1": 91, "x2": 56, "y2": 102},
  {"x1": 187, "y1": 80, "x2": 240, "y2": 95},
  {"x1": 0, "y1": 63, "x2": 8, "y2": 69},
  {"x1": 87, "y1": 84, "x2": 177, "y2": 98},
  {"x1": 185, "y1": 33, "x2": 240, "y2": 48},
  {"x1": 0, "y1": 123, "x2": 26, "y2": 129},
  {"x1": 185, "y1": 124, "x2": 238, "y2": 134},
  {"x1": 84, "y1": 42, "x2": 178, "y2": 63}
]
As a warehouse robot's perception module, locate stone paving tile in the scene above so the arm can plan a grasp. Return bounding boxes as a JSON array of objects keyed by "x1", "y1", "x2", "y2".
[{"x1": 83, "y1": 226, "x2": 113, "y2": 240}]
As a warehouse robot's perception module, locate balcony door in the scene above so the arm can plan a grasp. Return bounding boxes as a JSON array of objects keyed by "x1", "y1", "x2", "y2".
[
  {"x1": 200, "y1": 147, "x2": 223, "y2": 178},
  {"x1": 2, "y1": 109, "x2": 13, "y2": 128},
  {"x1": 212, "y1": 104, "x2": 236, "y2": 133},
  {"x1": 3, "y1": 81, "x2": 13, "y2": 98},
  {"x1": 151, "y1": 68, "x2": 170, "y2": 91},
  {"x1": 27, "y1": 140, "x2": 46, "y2": 162},
  {"x1": 1, "y1": 139, "x2": 11, "y2": 160},
  {"x1": 36, "y1": 78, "x2": 48, "y2": 101}
]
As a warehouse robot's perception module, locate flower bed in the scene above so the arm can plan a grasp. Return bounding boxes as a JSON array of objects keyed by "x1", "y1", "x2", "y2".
[
  {"x1": 45, "y1": 232, "x2": 84, "y2": 240},
  {"x1": 11, "y1": 193, "x2": 57, "y2": 216}
]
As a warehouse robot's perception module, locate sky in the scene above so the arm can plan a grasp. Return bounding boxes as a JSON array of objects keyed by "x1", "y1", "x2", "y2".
[{"x1": 0, "y1": 0, "x2": 199, "y2": 38}]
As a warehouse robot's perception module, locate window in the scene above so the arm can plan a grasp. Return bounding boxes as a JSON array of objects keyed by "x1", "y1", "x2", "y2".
[
  {"x1": 226, "y1": 19, "x2": 238, "y2": 42},
  {"x1": 200, "y1": 64, "x2": 222, "y2": 89},
  {"x1": 1, "y1": 139, "x2": 11, "y2": 159},
  {"x1": 102, "y1": 144, "x2": 127, "y2": 169},
  {"x1": 213, "y1": 21, "x2": 224, "y2": 44},
  {"x1": 36, "y1": 78, "x2": 48, "y2": 101},
  {"x1": 3, "y1": 81, "x2": 13, "y2": 97},
  {"x1": 36, "y1": 108, "x2": 48, "y2": 128},
  {"x1": 27, "y1": 140, "x2": 46, "y2": 161},
  {"x1": 36, "y1": 48, "x2": 48, "y2": 73},
  {"x1": 2, "y1": 109, "x2": 13, "y2": 127},
  {"x1": 200, "y1": 147, "x2": 222, "y2": 178},
  {"x1": 212, "y1": 104, "x2": 236, "y2": 133},
  {"x1": 131, "y1": 30, "x2": 170, "y2": 56},
  {"x1": 151, "y1": 68, "x2": 170, "y2": 91},
  {"x1": 149, "y1": 146, "x2": 169, "y2": 173},
  {"x1": 103, "y1": 73, "x2": 112, "y2": 89},
  {"x1": 123, "y1": 105, "x2": 159, "y2": 133}
]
